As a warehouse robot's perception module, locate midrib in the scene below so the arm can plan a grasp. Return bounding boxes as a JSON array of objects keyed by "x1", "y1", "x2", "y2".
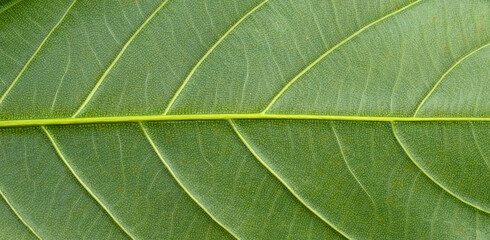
[{"x1": 0, "y1": 114, "x2": 488, "y2": 128}]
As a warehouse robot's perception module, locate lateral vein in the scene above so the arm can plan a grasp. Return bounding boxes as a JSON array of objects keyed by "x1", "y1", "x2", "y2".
[
  {"x1": 138, "y1": 122, "x2": 239, "y2": 240},
  {"x1": 163, "y1": 0, "x2": 270, "y2": 114},
  {"x1": 72, "y1": 0, "x2": 170, "y2": 117},
  {"x1": 390, "y1": 122, "x2": 489, "y2": 213},
  {"x1": 0, "y1": 187, "x2": 42, "y2": 239},
  {"x1": 262, "y1": 0, "x2": 422, "y2": 113},
  {"x1": 0, "y1": 0, "x2": 77, "y2": 106},
  {"x1": 413, "y1": 42, "x2": 490, "y2": 116},
  {"x1": 40, "y1": 126, "x2": 136, "y2": 239},
  {"x1": 228, "y1": 120, "x2": 353, "y2": 240}
]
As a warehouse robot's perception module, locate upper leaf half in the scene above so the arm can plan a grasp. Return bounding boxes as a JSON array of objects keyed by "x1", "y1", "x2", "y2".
[{"x1": 0, "y1": 0, "x2": 488, "y2": 119}]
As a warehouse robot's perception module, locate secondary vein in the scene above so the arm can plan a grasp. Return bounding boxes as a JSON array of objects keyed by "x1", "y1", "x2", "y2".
[
  {"x1": 228, "y1": 120, "x2": 352, "y2": 240},
  {"x1": 261, "y1": 0, "x2": 422, "y2": 113},
  {"x1": 413, "y1": 42, "x2": 490, "y2": 116},
  {"x1": 0, "y1": 0, "x2": 77, "y2": 106},
  {"x1": 390, "y1": 122, "x2": 489, "y2": 213},
  {"x1": 72, "y1": 0, "x2": 170, "y2": 117},
  {"x1": 0, "y1": 187, "x2": 42, "y2": 239},
  {"x1": 138, "y1": 122, "x2": 239, "y2": 240},
  {"x1": 41, "y1": 126, "x2": 136, "y2": 239},
  {"x1": 163, "y1": 0, "x2": 270, "y2": 114}
]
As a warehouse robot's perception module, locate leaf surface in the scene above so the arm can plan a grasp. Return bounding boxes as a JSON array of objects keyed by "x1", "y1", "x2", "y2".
[{"x1": 0, "y1": 0, "x2": 488, "y2": 239}]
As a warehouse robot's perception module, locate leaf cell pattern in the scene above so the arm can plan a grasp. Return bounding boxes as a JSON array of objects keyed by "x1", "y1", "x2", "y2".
[{"x1": 0, "y1": 0, "x2": 488, "y2": 239}]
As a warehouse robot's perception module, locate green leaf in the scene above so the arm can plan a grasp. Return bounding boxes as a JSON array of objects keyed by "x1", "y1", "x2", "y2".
[{"x1": 0, "y1": 0, "x2": 488, "y2": 239}]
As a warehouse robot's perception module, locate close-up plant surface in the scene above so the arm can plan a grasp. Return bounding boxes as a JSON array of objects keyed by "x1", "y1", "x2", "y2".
[{"x1": 0, "y1": 0, "x2": 488, "y2": 239}]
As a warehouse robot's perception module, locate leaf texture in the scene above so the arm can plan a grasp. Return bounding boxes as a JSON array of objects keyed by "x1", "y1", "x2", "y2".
[{"x1": 0, "y1": 0, "x2": 488, "y2": 239}]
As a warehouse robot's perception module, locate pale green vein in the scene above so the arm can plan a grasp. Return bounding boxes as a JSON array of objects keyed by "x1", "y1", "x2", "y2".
[
  {"x1": 261, "y1": 0, "x2": 422, "y2": 113},
  {"x1": 390, "y1": 122, "x2": 489, "y2": 213},
  {"x1": 0, "y1": 188, "x2": 42, "y2": 239},
  {"x1": 403, "y1": 171, "x2": 421, "y2": 240},
  {"x1": 0, "y1": 0, "x2": 23, "y2": 15},
  {"x1": 40, "y1": 126, "x2": 136, "y2": 240},
  {"x1": 413, "y1": 42, "x2": 490, "y2": 116},
  {"x1": 138, "y1": 122, "x2": 239, "y2": 240},
  {"x1": 429, "y1": 191, "x2": 444, "y2": 239},
  {"x1": 72, "y1": 0, "x2": 170, "y2": 117},
  {"x1": 475, "y1": 213, "x2": 480, "y2": 240},
  {"x1": 0, "y1": 114, "x2": 488, "y2": 128},
  {"x1": 469, "y1": 122, "x2": 489, "y2": 169},
  {"x1": 331, "y1": 122, "x2": 377, "y2": 211},
  {"x1": 228, "y1": 119, "x2": 352, "y2": 240},
  {"x1": 0, "y1": 0, "x2": 77, "y2": 106},
  {"x1": 163, "y1": 0, "x2": 270, "y2": 114}
]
